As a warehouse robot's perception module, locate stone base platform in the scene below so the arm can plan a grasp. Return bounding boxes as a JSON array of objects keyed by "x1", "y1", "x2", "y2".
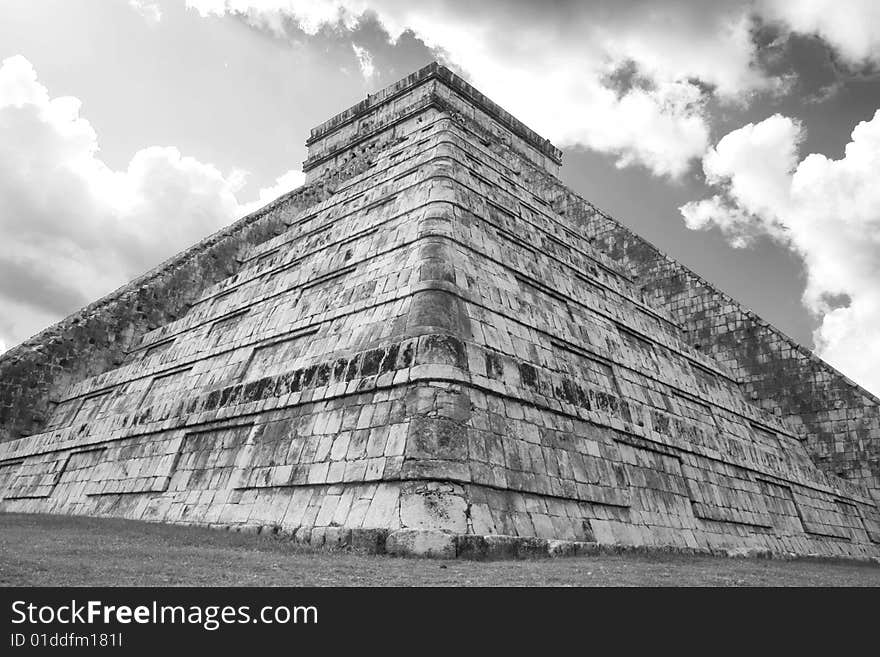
[{"x1": 181, "y1": 522, "x2": 880, "y2": 565}]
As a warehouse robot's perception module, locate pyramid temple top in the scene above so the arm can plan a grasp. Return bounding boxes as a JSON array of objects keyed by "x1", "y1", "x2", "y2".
[{"x1": 303, "y1": 62, "x2": 563, "y2": 180}]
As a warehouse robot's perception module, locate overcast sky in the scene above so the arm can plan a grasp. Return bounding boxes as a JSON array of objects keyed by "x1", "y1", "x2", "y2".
[{"x1": 0, "y1": 0, "x2": 879, "y2": 394}]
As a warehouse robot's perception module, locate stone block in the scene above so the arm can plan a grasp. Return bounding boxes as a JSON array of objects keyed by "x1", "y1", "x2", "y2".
[
  {"x1": 322, "y1": 527, "x2": 352, "y2": 550},
  {"x1": 399, "y1": 481, "x2": 468, "y2": 533},
  {"x1": 455, "y1": 534, "x2": 489, "y2": 560},
  {"x1": 349, "y1": 528, "x2": 388, "y2": 554},
  {"x1": 722, "y1": 546, "x2": 773, "y2": 560},
  {"x1": 548, "y1": 540, "x2": 600, "y2": 558},
  {"x1": 385, "y1": 529, "x2": 456, "y2": 559},
  {"x1": 483, "y1": 535, "x2": 521, "y2": 560}
]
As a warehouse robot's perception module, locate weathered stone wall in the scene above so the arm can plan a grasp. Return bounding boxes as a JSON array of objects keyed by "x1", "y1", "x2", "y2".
[
  {"x1": 2, "y1": 109, "x2": 878, "y2": 559},
  {"x1": 426, "y1": 81, "x2": 880, "y2": 504},
  {"x1": 532, "y1": 188, "x2": 880, "y2": 503},
  {"x1": 304, "y1": 62, "x2": 562, "y2": 182},
  {"x1": 0, "y1": 128, "x2": 395, "y2": 445},
  {"x1": 0, "y1": 188, "x2": 317, "y2": 444},
  {"x1": 2, "y1": 64, "x2": 878, "y2": 559}
]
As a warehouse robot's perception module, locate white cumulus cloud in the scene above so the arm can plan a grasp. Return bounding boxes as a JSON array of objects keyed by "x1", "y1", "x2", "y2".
[
  {"x1": 351, "y1": 43, "x2": 375, "y2": 79},
  {"x1": 681, "y1": 110, "x2": 880, "y2": 395},
  {"x1": 184, "y1": 1, "x2": 880, "y2": 179},
  {"x1": 759, "y1": 0, "x2": 880, "y2": 68},
  {"x1": 0, "y1": 55, "x2": 303, "y2": 350},
  {"x1": 243, "y1": 169, "x2": 306, "y2": 212},
  {"x1": 129, "y1": 0, "x2": 163, "y2": 23}
]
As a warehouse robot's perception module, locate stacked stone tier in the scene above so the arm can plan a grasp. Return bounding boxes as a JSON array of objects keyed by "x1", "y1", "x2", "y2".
[{"x1": 1, "y1": 90, "x2": 878, "y2": 558}]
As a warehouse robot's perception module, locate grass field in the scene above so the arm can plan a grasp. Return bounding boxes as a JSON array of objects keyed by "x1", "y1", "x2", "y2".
[{"x1": 1, "y1": 513, "x2": 878, "y2": 586}]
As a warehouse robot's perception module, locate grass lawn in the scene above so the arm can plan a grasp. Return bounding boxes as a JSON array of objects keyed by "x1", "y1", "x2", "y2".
[{"x1": 1, "y1": 513, "x2": 878, "y2": 586}]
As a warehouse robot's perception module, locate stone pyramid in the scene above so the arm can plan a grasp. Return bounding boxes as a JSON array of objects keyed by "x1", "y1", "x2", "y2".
[{"x1": 1, "y1": 63, "x2": 879, "y2": 559}]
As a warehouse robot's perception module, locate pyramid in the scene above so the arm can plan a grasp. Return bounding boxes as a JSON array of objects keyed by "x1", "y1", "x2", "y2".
[{"x1": 1, "y1": 63, "x2": 879, "y2": 559}]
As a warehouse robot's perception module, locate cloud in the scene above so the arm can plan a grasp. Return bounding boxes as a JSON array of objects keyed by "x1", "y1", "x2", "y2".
[
  {"x1": 0, "y1": 55, "x2": 303, "y2": 350},
  {"x1": 128, "y1": 0, "x2": 163, "y2": 23},
  {"x1": 0, "y1": 258, "x2": 91, "y2": 316},
  {"x1": 185, "y1": 1, "x2": 756, "y2": 178},
  {"x1": 351, "y1": 43, "x2": 375, "y2": 79},
  {"x1": 183, "y1": 1, "x2": 879, "y2": 179},
  {"x1": 681, "y1": 110, "x2": 880, "y2": 395},
  {"x1": 758, "y1": 0, "x2": 880, "y2": 68},
  {"x1": 681, "y1": 113, "x2": 803, "y2": 243},
  {"x1": 243, "y1": 169, "x2": 306, "y2": 212}
]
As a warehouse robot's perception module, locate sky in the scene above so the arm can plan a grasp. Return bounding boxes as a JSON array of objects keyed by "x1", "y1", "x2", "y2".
[{"x1": 0, "y1": 0, "x2": 878, "y2": 395}]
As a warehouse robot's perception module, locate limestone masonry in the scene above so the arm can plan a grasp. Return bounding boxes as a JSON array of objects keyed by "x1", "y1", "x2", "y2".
[{"x1": 1, "y1": 63, "x2": 879, "y2": 560}]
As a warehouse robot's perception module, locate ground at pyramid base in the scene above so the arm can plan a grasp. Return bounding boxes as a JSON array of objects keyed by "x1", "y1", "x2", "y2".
[
  {"x1": 4, "y1": 513, "x2": 879, "y2": 586},
  {"x1": 1, "y1": 63, "x2": 879, "y2": 560}
]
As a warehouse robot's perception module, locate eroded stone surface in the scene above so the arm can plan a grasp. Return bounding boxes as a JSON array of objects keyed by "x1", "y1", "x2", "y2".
[
  {"x1": 385, "y1": 529, "x2": 456, "y2": 559},
  {"x1": 0, "y1": 63, "x2": 878, "y2": 560}
]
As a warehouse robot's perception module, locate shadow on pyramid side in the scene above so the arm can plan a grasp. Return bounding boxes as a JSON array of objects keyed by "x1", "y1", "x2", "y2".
[{"x1": 1, "y1": 63, "x2": 878, "y2": 560}]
